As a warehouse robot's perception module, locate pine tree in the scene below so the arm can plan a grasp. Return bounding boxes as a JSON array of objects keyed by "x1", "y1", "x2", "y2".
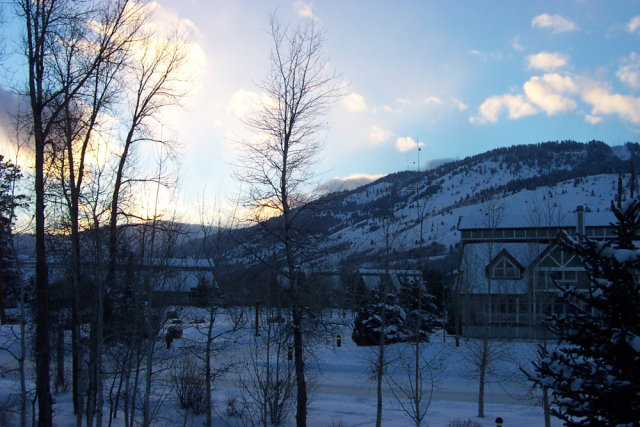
[
  {"x1": 0, "y1": 156, "x2": 26, "y2": 323},
  {"x1": 534, "y1": 199, "x2": 640, "y2": 426},
  {"x1": 352, "y1": 278, "x2": 437, "y2": 346}
]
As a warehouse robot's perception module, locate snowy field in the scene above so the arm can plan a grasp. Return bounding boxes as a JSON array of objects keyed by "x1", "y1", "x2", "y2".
[{"x1": 0, "y1": 309, "x2": 563, "y2": 426}]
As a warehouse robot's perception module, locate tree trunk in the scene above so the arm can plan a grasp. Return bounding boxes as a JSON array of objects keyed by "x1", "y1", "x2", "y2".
[
  {"x1": 477, "y1": 339, "x2": 487, "y2": 418},
  {"x1": 142, "y1": 334, "x2": 154, "y2": 427},
  {"x1": 19, "y1": 274, "x2": 27, "y2": 427},
  {"x1": 34, "y1": 118, "x2": 52, "y2": 427},
  {"x1": 376, "y1": 298, "x2": 386, "y2": 427},
  {"x1": 96, "y1": 284, "x2": 104, "y2": 427},
  {"x1": 56, "y1": 319, "x2": 65, "y2": 391},
  {"x1": 205, "y1": 309, "x2": 213, "y2": 427},
  {"x1": 293, "y1": 306, "x2": 307, "y2": 427}
]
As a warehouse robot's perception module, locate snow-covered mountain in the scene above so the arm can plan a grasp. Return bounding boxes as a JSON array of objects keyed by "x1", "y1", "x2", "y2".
[{"x1": 187, "y1": 140, "x2": 639, "y2": 272}]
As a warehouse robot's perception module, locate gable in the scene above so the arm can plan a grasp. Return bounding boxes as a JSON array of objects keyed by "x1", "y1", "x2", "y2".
[
  {"x1": 487, "y1": 249, "x2": 524, "y2": 280},
  {"x1": 534, "y1": 243, "x2": 582, "y2": 270}
]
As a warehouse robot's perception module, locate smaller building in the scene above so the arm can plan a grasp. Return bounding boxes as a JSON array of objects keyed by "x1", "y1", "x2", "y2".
[{"x1": 456, "y1": 206, "x2": 616, "y2": 339}]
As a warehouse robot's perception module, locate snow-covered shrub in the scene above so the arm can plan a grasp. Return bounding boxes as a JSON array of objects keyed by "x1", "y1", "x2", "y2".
[{"x1": 172, "y1": 356, "x2": 207, "y2": 414}]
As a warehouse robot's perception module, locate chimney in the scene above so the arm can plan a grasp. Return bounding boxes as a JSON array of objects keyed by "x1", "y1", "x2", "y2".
[{"x1": 576, "y1": 205, "x2": 585, "y2": 237}]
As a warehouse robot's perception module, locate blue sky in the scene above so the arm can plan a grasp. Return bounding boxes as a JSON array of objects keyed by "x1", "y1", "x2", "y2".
[{"x1": 2, "y1": 0, "x2": 640, "y2": 220}]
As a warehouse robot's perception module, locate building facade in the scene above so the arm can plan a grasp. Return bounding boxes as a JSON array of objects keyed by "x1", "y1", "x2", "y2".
[{"x1": 456, "y1": 206, "x2": 616, "y2": 338}]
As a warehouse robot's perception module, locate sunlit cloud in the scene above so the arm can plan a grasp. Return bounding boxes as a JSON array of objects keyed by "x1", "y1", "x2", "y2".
[
  {"x1": 581, "y1": 80, "x2": 640, "y2": 124},
  {"x1": 472, "y1": 73, "x2": 580, "y2": 123},
  {"x1": 628, "y1": 16, "x2": 640, "y2": 33},
  {"x1": 531, "y1": 13, "x2": 577, "y2": 33},
  {"x1": 343, "y1": 92, "x2": 367, "y2": 112},
  {"x1": 293, "y1": 1, "x2": 316, "y2": 19},
  {"x1": 395, "y1": 136, "x2": 424, "y2": 152},
  {"x1": 370, "y1": 125, "x2": 393, "y2": 144},
  {"x1": 527, "y1": 51, "x2": 569, "y2": 71},
  {"x1": 470, "y1": 94, "x2": 536, "y2": 124},
  {"x1": 396, "y1": 97, "x2": 411, "y2": 105},
  {"x1": 617, "y1": 52, "x2": 640, "y2": 89},
  {"x1": 228, "y1": 88, "x2": 263, "y2": 119},
  {"x1": 523, "y1": 74, "x2": 578, "y2": 115}
]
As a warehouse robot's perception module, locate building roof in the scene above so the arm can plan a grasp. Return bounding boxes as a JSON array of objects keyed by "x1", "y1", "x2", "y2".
[{"x1": 458, "y1": 210, "x2": 616, "y2": 230}]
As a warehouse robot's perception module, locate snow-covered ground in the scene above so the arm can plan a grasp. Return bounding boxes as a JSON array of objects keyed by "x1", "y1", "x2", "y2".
[{"x1": 0, "y1": 309, "x2": 563, "y2": 426}]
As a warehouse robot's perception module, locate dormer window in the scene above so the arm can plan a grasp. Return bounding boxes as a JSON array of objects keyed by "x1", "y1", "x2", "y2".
[
  {"x1": 488, "y1": 249, "x2": 523, "y2": 280},
  {"x1": 492, "y1": 258, "x2": 520, "y2": 279}
]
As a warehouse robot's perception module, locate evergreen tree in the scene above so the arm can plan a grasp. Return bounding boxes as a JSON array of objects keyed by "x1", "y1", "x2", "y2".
[
  {"x1": 534, "y1": 200, "x2": 640, "y2": 426},
  {"x1": 0, "y1": 155, "x2": 26, "y2": 323},
  {"x1": 352, "y1": 277, "x2": 437, "y2": 346}
]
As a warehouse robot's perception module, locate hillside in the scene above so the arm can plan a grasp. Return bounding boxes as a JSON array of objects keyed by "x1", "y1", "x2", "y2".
[{"x1": 198, "y1": 140, "x2": 639, "y2": 273}]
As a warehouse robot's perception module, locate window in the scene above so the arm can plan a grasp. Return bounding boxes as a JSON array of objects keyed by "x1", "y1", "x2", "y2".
[{"x1": 492, "y1": 257, "x2": 520, "y2": 279}]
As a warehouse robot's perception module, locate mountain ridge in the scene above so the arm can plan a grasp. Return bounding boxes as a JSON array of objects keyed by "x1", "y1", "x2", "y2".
[{"x1": 205, "y1": 140, "x2": 639, "y2": 273}]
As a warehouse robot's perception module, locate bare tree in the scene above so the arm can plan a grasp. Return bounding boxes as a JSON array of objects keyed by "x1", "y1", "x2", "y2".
[
  {"x1": 101, "y1": 21, "x2": 188, "y2": 427},
  {"x1": 195, "y1": 199, "x2": 246, "y2": 427},
  {"x1": 15, "y1": 1, "x2": 144, "y2": 423},
  {"x1": 458, "y1": 197, "x2": 510, "y2": 418},
  {"x1": 46, "y1": 3, "x2": 145, "y2": 419},
  {"x1": 237, "y1": 306, "x2": 296, "y2": 426},
  {"x1": 236, "y1": 14, "x2": 341, "y2": 426},
  {"x1": 387, "y1": 340, "x2": 443, "y2": 427}
]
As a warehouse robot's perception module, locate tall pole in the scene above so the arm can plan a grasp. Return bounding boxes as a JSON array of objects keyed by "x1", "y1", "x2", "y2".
[{"x1": 255, "y1": 299, "x2": 260, "y2": 337}]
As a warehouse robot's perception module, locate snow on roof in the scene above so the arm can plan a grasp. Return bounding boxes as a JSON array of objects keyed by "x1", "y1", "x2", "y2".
[
  {"x1": 458, "y1": 210, "x2": 616, "y2": 229},
  {"x1": 358, "y1": 269, "x2": 422, "y2": 290}
]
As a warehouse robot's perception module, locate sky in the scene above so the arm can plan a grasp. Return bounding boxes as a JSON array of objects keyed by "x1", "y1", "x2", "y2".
[{"x1": 2, "y1": 0, "x2": 640, "y2": 222}]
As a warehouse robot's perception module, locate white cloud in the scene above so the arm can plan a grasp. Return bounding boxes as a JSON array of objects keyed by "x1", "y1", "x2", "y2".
[
  {"x1": 293, "y1": 1, "x2": 315, "y2": 19},
  {"x1": 470, "y1": 94, "x2": 537, "y2": 124},
  {"x1": 395, "y1": 136, "x2": 424, "y2": 152},
  {"x1": 453, "y1": 98, "x2": 468, "y2": 111},
  {"x1": 523, "y1": 74, "x2": 578, "y2": 115},
  {"x1": 424, "y1": 96, "x2": 443, "y2": 105},
  {"x1": 469, "y1": 49, "x2": 502, "y2": 61},
  {"x1": 343, "y1": 92, "x2": 367, "y2": 112},
  {"x1": 585, "y1": 114, "x2": 603, "y2": 125},
  {"x1": 374, "y1": 104, "x2": 399, "y2": 114},
  {"x1": 424, "y1": 157, "x2": 456, "y2": 170},
  {"x1": 396, "y1": 97, "x2": 412, "y2": 105},
  {"x1": 617, "y1": 52, "x2": 640, "y2": 90},
  {"x1": 628, "y1": 16, "x2": 640, "y2": 33},
  {"x1": 370, "y1": 125, "x2": 393, "y2": 144},
  {"x1": 510, "y1": 36, "x2": 524, "y2": 52},
  {"x1": 319, "y1": 173, "x2": 385, "y2": 193},
  {"x1": 527, "y1": 51, "x2": 569, "y2": 71},
  {"x1": 581, "y1": 81, "x2": 640, "y2": 124},
  {"x1": 531, "y1": 14, "x2": 577, "y2": 33}
]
